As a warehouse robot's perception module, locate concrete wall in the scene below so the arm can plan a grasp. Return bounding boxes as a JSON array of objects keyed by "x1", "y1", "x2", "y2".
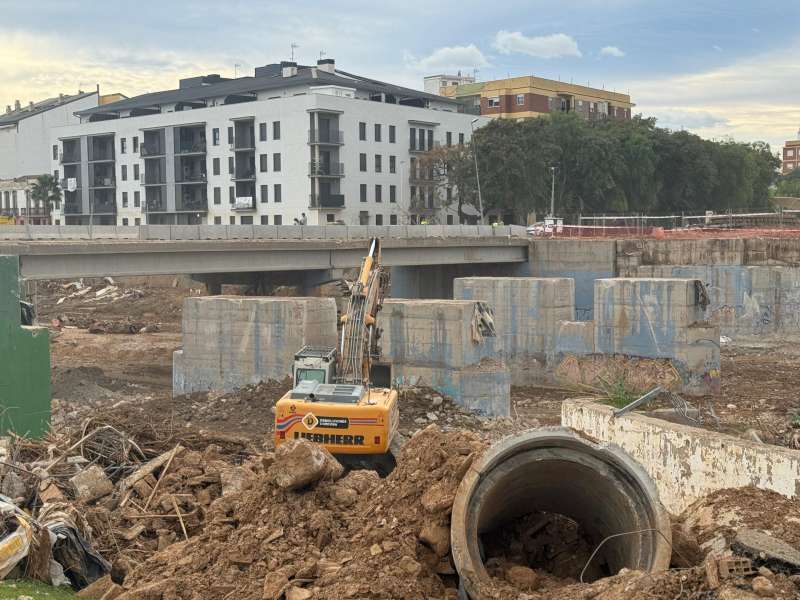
[
  {"x1": 381, "y1": 299, "x2": 509, "y2": 416},
  {"x1": 0, "y1": 255, "x2": 50, "y2": 437},
  {"x1": 528, "y1": 239, "x2": 615, "y2": 320},
  {"x1": 562, "y1": 399, "x2": 800, "y2": 514},
  {"x1": 453, "y1": 277, "x2": 574, "y2": 384},
  {"x1": 173, "y1": 296, "x2": 338, "y2": 395}
]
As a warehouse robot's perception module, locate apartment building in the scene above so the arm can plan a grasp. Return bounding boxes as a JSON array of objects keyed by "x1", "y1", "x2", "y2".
[
  {"x1": 782, "y1": 135, "x2": 800, "y2": 175},
  {"x1": 424, "y1": 72, "x2": 476, "y2": 96},
  {"x1": 0, "y1": 91, "x2": 105, "y2": 223},
  {"x1": 50, "y1": 60, "x2": 489, "y2": 227},
  {"x1": 434, "y1": 75, "x2": 633, "y2": 121}
]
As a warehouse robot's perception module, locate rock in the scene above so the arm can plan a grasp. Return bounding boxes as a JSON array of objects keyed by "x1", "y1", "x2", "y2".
[
  {"x1": 38, "y1": 479, "x2": 66, "y2": 503},
  {"x1": 419, "y1": 524, "x2": 451, "y2": 557},
  {"x1": 717, "y1": 589, "x2": 760, "y2": 600},
  {"x1": 0, "y1": 471, "x2": 27, "y2": 500},
  {"x1": 426, "y1": 412, "x2": 439, "y2": 421},
  {"x1": 286, "y1": 587, "x2": 313, "y2": 600},
  {"x1": 789, "y1": 574, "x2": 800, "y2": 587},
  {"x1": 398, "y1": 555, "x2": 421, "y2": 575},
  {"x1": 219, "y1": 467, "x2": 246, "y2": 496},
  {"x1": 273, "y1": 440, "x2": 343, "y2": 490},
  {"x1": 70, "y1": 465, "x2": 114, "y2": 503},
  {"x1": 414, "y1": 417, "x2": 427, "y2": 425},
  {"x1": 370, "y1": 544, "x2": 383, "y2": 556},
  {"x1": 329, "y1": 485, "x2": 358, "y2": 507},
  {"x1": 420, "y1": 481, "x2": 455, "y2": 514},
  {"x1": 262, "y1": 572, "x2": 289, "y2": 600},
  {"x1": 506, "y1": 565, "x2": 538, "y2": 590},
  {"x1": 743, "y1": 429, "x2": 764, "y2": 444},
  {"x1": 751, "y1": 576, "x2": 775, "y2": 597},
  {"x1": 381, "y1": 540, "x2": 399, "y2": 552},
  {"x1": 757, "y1": 566, "x2": 774, "y2": 577},
  {"x1": 734, "y1": 528, "x2": 800, "y2": 572}
]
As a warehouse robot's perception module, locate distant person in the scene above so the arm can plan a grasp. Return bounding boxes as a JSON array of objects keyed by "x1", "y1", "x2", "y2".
[
  {"x1": 293, "y1": 218, "x2": 300, "y2": 225},
  {"x1": 300, "y1": 212, "x2": 308, "y2": 225}
]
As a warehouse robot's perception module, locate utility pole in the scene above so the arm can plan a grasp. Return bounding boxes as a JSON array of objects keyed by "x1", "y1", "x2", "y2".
[
  {"x1": 470, "y1": 118, "x2": 484, "y2": 225},
  {"x1": 290, "y1": 43, "x2": 299, "y2": 61},
  {"x1": 549, "y1": 166, "x2": 556, "y2": 218}
]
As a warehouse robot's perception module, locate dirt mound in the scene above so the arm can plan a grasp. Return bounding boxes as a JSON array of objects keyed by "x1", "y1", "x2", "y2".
[{"x1": 119, "y1": 426, "x2": 485, "y2": 599}]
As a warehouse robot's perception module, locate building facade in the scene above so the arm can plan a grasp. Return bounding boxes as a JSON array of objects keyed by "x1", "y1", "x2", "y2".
[
  {"x1": 435, "y1": 75, "x2": 633, "y2": 121},
  {"x1": 50, "y1": 60, "x2": 489, "y2": 227},
  {"x1": 0, "y1": 91, "x2": 111, "y2": 223},
  {"x1": 424, "y1": 73, "x2": 476, "y2": 96},
  {"x1": 782, "y1": 137, "x2": 800, "y2": 175}
]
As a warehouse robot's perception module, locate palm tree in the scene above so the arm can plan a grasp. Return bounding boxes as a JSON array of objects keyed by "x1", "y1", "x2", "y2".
[{"x1": 30, "y1": 174, "x2": 61, "y2": 224}]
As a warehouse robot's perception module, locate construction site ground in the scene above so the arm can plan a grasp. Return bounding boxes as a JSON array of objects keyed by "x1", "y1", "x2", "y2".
[{"x1": 26, "y1": 277, "x2": 800, "y2": 599}]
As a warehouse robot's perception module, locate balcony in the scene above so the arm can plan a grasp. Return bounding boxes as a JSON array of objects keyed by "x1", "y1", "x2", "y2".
[
  {"x1": 92, "y1": 201, "x2": 117, "y2": 215},
  {"x1": 408, "y1": 170, "x2": 435, "y2": 184},
  {"x1": 232, "y1": 137, "x2": 256, "y2": 151},
  {"x1": 90, "y1": 176, "x2": 116, "y2": 189},
  {"x1": 176, "y1": 198, "x2": 208, "y2": 212},
  {"x1": 141, "y1": 145, "x2": 165, "y2": 157},
  {"x1": 59, "y1": 178, "x2": 81, "y2": 191},
  {"x1": 59, "y1": 152, "x2": 81, "y2": 164},
  {"x1": 176, "y1": 172, "x2": 208, "y2": 184},
  {"x1": 144, "y1": 173, "x2": 166, "y2": 186},
  {"x1": 309, "y1": 194, "x2": 345, "y2": 209},
  {"x1": 308, "y1": 130, "x2": 344, "y2": 145},
  {"x1": 64, "y1": 202, "x2": 82, "y2": 215},
  {"x1": 232, "y1": 169, "x2": 256, "y2": 181},
  {"x1": 233, "y1": 197, "x2": 256, "y2": 211},
  {"x1": 309, "y1": 161, "x2": 345, "y2": 177},
  {"x1": 146, "y1": 198, "x2": 166, "y2": 212},
  {"x1": 175, "y1": 141, "x2": 207, "y2": 155}
]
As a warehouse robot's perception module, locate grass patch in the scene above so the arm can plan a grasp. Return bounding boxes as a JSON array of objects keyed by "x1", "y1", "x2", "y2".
[
  {"x1": 599, "y1": 379, "x2": 638, "y2": 410},
  {"x1": 0, "y1": 580, "x2": 79, "y2": 600}
]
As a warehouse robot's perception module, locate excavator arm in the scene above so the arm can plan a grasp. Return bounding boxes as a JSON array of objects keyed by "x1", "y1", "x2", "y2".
[{"x1": 336, "y1": 238, "x2": 389, "y2": 386}]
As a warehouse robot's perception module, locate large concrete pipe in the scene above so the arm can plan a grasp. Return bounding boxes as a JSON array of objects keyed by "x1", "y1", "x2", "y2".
[{"x1": 451, "y1": 428, "x2": 671, "y2": 598}]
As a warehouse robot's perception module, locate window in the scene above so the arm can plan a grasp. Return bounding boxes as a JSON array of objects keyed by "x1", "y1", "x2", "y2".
[
  {"x1": 487, "y1": 97, "x2": 500, "y2": 108},
  {"x1": 446, "y1": 132, "x2": 452, "y2": 147},
  {"x1": 273, "y1": 153, "x2": 281, "y2": 172},
  {"x1": 134, "y1": 218, "x2": 140, "y2": 225},
  {"x1": 410, "y1": 214, "x2": 418, "y2": 225},
  {"x1": 214, "y1": 187, "x2": 221, "y2": 204},
  {"x1": 122, "y1": 192, "x2": 128, "y2": 207},
  {"x1": 410, "y1": 127, "x2": 416, "y2": 150},
  {"x1": 390, "y1": 214, "x2": 397, "y2": 225},
  {"x1": 375, "y1": 154, "x2": 382, "y2": 173},
  {"x1": 230, "y1": 216, "x2": 236, "y2": 224},
  {"x1": 227, "y1": 127, "x2": 234, "y2": 144},
  {"x1": 389, "y1": 155, "x2": 396, "y2": 173},
  {"x1": 241, "y1": 216, "x2": 253, "y2": 225},
  {"x1": 274, "y1": 184, "x2": 282, "y2": 202},
  {"x1": 272, "y1": 121, "x2": 280, "y2": 140},
  {"x1": 259, "y1": 122, "x2": 267, "y2": 142},
  {"x1": 133, "y1": 136, "x2": 139, "y2": 153},
  {"x1": 260, "y1": 154, "x2": 269, "y2": 172},
  {"x1": 53, "y1": 169, "x2": 59, "y2": 180},
  {"x1": 389, "y1": 185, "x2": 396, "y2": 203},
  {"x1": 375, "y1": 185, "x2": 382, "y2": 203},
  {"x1": 213, "y1": 158, "x2": 220, "y2": 175},
  {"x1": 274, "y1": 214, "x2": 282, "y2": 225},
  {"x1": 359, "y1": 211, "x2": 369, "y2": 225},
  {"x1": 228, "y1": 157, "x2": 234, "y2": 175},
  {"x1": 52, "y1": 145, "x2": 58, "y2": 160},
  {"x1": 214, "y1": 216, "x2": 222, "y2": 224},
  {"x1": 359, "y1": 153, "x2": 367, "y2": 172},
  {"x1": 120, "y1": 138, "x2": 127, "y2": 154},
  {"x1": 516, "y1": 94, "x2": 525, "y2": 106},
  {"x1": 374, "y1": 124, "x2": 381, "y2": 142},
  {"x1": 133, "y1": 164, "x2": 140, "y2": 181},
  {"x1": 389, "y1": 125, "x2": 396, "y2": 143},
  {"x1": 375, "y1": 214, "x2": 383, "y2": 225},
  {"x1": 410, "y1": 185, "x2": 417, "y2": 202},
  {"x1": 260, "y1": 184, "x2": 268, "y2": 203},
  {"x1": 121, "y1": 165, "x2": 127, "y2": 181},
  {"x1": 359, "y1": 122, "x2": 367, "y2": 141},
  {"x1": 788, "y1": 149, "x2": 796, "y2": 157},
  {"x1": 122, "y1": 217, "x2": 129, "y2": 226},
  {"x1": 427, "y1": 130, "x2": 433, "y2": 151},
  {"x1": 134, "y1": 191, "x2": 140, "y2": 207},
  {"x1": 260, "y1": 215, "x2": 269, "y2": 224},
  {"x1": 326, "y1": 214, "x2": 335, "y2": 223},
  {"x1": 229, "y1": 186, "x2": 235, "y2": 204},
  {"x1": 212, "y1": 128, "x2": 220, "y2": 146},
  {"x1": 459, "y1": 133, "x2": 465, "y2": 145},
  {"x1": 447, "y1": 214, "x2": 454, "y2": 225},
  {"x1": 419, "y1": 129, "x2": 425, "y2": 150},
  {"x1": 360, "y1": 184, "x2": 367, "y2": 202}
]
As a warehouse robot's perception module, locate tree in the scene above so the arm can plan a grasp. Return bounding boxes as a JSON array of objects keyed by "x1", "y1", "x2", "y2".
[
  {"x1": 31, "y1": 174, "x2": 61, "y2": 223},
  {"x1": 774, "y1": 169, "x2": 800, "y2": 198}
]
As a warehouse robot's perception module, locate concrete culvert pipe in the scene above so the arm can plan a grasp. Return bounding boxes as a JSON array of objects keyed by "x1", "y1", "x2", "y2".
[{"x1": 451, "y1": 428, "x2": 671, "y2": 598}]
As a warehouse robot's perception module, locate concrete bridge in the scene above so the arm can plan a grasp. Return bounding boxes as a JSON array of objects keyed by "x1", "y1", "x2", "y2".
[{"x1": 0, "y1": 224, "x2": 532, "y2": 297}]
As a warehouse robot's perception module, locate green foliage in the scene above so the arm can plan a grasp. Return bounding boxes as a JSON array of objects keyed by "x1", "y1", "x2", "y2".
[
  {"x1": 774, "y1": 169, "x2": 800, "y2": 198},
  {"x1": 0, "y1": 579, "x2": 79, "y2": 599},
  {"x1": 441, "y1": 114, "x2": 781, "y2": 220},
  {"x1": 600, "y1": 379, "x2": 638, "y2": 409},
  {"x1": 31, "y1": 174, "x2": 61, "y2": 214}
]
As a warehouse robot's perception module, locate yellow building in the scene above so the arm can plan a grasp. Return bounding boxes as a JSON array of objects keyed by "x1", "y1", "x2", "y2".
[{"x1": 437, "y1": 75, "x2": 633, "y2": 121}]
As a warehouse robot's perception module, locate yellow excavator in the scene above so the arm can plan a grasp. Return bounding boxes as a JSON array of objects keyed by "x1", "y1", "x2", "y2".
[{"x1": 273, "y1": 238, "x2": 399, "y2": 473}]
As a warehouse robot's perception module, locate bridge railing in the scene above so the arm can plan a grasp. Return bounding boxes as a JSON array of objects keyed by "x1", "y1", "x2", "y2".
[{"x1": 0, "y1": 224, "x2": 529, "y2": 241}]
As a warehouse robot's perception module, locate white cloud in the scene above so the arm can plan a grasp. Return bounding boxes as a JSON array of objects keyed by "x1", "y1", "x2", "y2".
[
  {"x1": 493, "y1": 31, "x2": 582, "y2": 59},
  {"x1": 626, "y1": 38, "x2": 800, "y2": 150},
  {"x1": 599, "y1": 46, "x2": 625, "y2": 58},
  {"x1": 406, "y1": 44, "x2": 490, "y2": 73},
  {"x1": 712, "y1": 45, "x2": 722, "y2": 52}
]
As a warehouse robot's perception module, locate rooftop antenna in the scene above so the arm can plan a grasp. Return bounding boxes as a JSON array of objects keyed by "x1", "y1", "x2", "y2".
[
  {"x1": 290, "y1": 43, "x2": 299, "y2": 61},
  {"x1": 319, "y1": 49, "x2": 326, "y2": 61},
  {"x1": 234, "y1": 63, "x2": 241, "y2": 78},
  {"x1": 473, "y1": 68, "x2": 479, "y2": 81}
]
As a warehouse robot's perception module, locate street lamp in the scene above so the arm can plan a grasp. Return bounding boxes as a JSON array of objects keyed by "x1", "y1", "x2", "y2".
[
  {"x1": 470, "y1": 118, "x2": 485, "y2": 225},
  {"x1": 549, "y1": 166, "x2": 556, "y2": 218}
]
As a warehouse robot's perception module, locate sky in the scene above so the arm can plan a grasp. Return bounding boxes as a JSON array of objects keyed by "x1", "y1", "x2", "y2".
[{"x1": 1, "y1": 0, "x2": 798, "y2": 152}]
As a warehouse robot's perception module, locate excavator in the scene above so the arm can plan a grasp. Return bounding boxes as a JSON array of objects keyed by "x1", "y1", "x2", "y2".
[{"x1": 273, "y1": 238, "x2": 400, "y2": 473}]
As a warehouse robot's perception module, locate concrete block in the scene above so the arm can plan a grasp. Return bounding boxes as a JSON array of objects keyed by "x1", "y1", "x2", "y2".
[
  {"x1": 405, "y1": 226, "x2": 428, "y2": 238},
  {"x1": 227, "y1": 225, "x2": 254, "y2": 239},
  {"x1": 556, "y1": 320, "x2": 594, "y2": 356},
  {"x1": 458, "y1": 361, "x2": 511, "y2": 416},
  {"x1": 170, "y1": 225, "x2": 200, "y2": 240},
  {"x1": 70, "y1": 464, "x2": 114, "y2": 502},
  {"x1": 252, "y1": 225, "x2": 279, "y2": 239},
  {"x1": 30, "y1": 225, "x2": 61, "y2": 239},
  {"x1": 300, "y1": 225, "x2": 327, "y2": 239},
  {"x1": 367, "y1": 226, "x2": 390, "y2": 239},
  {"x1": 562, "y1": 399, "x2": 800, "y2": 514},
  {"x1": 385, "y1": 226, "x2": 407, "y2": 239},
  {"x1": 143, "y1": 225, "x2": 172, "y2": 240},
  {"x1": 323, "y1": 226, "x2": 348, "y2": 239},
  {"x1": 91, "y1": 225, "x2": 119, "y2": 239},
  {"x1": 275, "y1": 226, "x2": 302, "y2": 239},
  {"x1": 424, "y1": 225, "x2": 445, "y2": 238},
  {"x1": 346, "y1": 226, "x2": 369, "y2": 240}
]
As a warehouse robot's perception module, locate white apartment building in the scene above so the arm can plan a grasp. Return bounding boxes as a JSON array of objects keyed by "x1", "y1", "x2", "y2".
[
  {"x1": 423, "y1": 73, "x2": 476, "y2": 96},
  {"x1": 49, "y1": 60, "x2": 489, "y2": 227},
  {"x1": 0, "y1": 91, "x2": 101, "y2": 223}
]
